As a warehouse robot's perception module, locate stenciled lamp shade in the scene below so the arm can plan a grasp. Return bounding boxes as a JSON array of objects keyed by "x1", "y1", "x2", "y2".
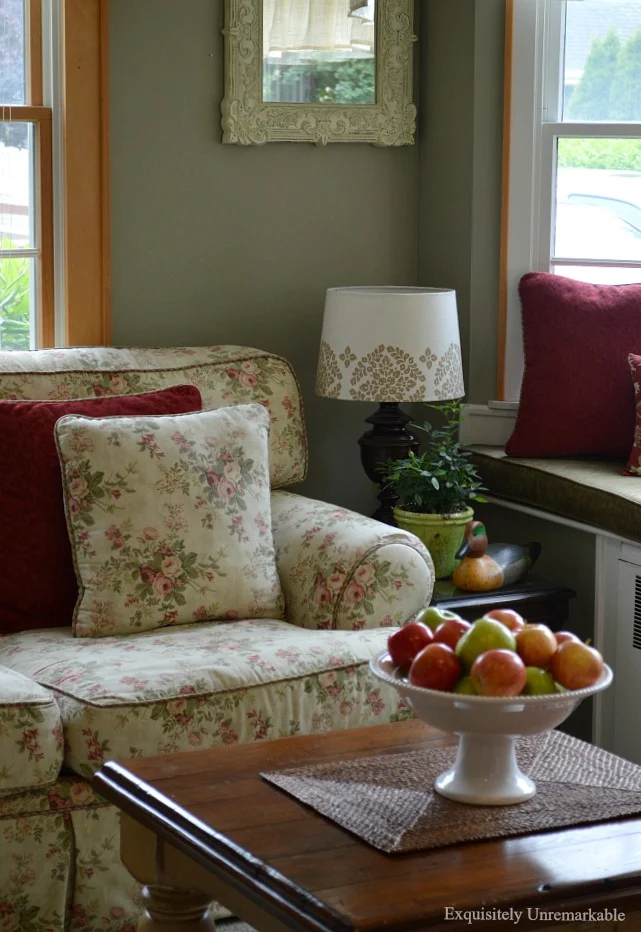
[
  {"x1": 316, "y1": 286, "x2": 464, "y2": 403},
  {"x1": 315, "y1": 286, "x2": 464, "y2": 524}
]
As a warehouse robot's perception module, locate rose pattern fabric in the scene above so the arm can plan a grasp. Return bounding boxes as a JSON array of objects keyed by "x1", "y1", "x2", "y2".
[
  {"x1": 0, "y1": 619, "x2": 413, "y2": 932},
  {"x1": 0, "y1": 345, "x2": 433, "y2": 929},
  {"x1": 68, "y1": 804, "x2": 144, "y2": 931},
  {"x1": 0, "y1": 777, "x2": 150, "y2": 932},
  {"x1": 0, "y1": 620, "x2": 413, "y2": 777},
  {"x1": 0, "y1": 666, "x2": 64, "y2": 793},
  {"x1": 0, "y1": 345, "x2": 307, "y2": 489},
  {"x1": 0, "y1": 778, "x2": 230, "y2": 930},
  {"x1": 55, "y1": 404, "x2": 285, "y2": 637},
  {"x1": 1, "y1": 802, "x2": 72, "y2": 931},
  {"x1": 271, "y1": 491, "x2": 435, "y2": 630}
]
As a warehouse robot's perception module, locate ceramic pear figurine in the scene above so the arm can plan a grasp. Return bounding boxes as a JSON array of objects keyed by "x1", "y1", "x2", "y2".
[{"x1": 452, "y1": 520, "x2": 542, "y2": 592}]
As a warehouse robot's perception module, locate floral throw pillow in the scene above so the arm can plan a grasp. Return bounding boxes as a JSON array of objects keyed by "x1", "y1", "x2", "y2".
[{"x1": 54, "y1": 403, "x2": 285, "y2": 637}]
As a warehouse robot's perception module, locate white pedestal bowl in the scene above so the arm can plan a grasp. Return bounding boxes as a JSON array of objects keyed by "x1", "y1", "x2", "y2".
[{"x1": 370, "y1": 651, "x2": 613, "y2": 806}]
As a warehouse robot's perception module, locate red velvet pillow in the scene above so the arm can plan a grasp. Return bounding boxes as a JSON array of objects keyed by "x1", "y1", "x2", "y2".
[
  {"x1": 505, "y1": 273, "x2": 641, "y2": 458},
  {"x1": 625, "y1": 353, "x2": 641, "y2": 475},
  {"x1": 0, "y1": 385, "x2": 202, "y2": 634}
]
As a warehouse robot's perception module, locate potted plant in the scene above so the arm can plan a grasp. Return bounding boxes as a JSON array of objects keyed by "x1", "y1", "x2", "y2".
[{"x1": 378, "y1": 400, "x2": 487, "y2": 579}]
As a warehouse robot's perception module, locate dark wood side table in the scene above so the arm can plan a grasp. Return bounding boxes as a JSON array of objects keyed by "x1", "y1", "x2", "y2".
[
  {"x1": 94, "y1": 721, "x2": 641, "y2": 932},
  {"x1": 431, "y1": 575, "x2": 576, "y2": 628}
]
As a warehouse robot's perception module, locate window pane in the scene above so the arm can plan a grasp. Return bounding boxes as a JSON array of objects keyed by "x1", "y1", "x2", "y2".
[
  {"x1": 563, "y1": 1, "x2": 641, "y2": 122},
  {"x1": 0, "y1": 123, "x2": 33, "y2": 247},
  {"x1": 0, "y1": 0, "x2": 26, "y2": 106},
  {"x1": 555, "y1": 138, "x2": 641, "y2": 262},
  {"x1": 0, "y1": 253, "x2": 33, "y2": 350}
]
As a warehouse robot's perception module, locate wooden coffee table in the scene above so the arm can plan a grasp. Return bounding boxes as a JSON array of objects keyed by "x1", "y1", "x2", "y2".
[{"x1": 93, "y1": 721, "x2": 641, "y2": 932}]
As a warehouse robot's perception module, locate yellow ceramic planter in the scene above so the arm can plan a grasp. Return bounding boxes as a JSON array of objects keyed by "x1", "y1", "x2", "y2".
[{"x1": 393, "y1": 506, "x2": 474, "y2": 580}]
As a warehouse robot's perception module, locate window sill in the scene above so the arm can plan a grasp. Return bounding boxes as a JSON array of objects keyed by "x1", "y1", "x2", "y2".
[{"x1": 460, "y1": 403, "x2": 517, "y2": 446}]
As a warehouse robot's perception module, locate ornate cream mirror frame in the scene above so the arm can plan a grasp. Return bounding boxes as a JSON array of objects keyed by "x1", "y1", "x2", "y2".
[{"x1": 221, "y1": 0, "x2": 417, "y2": 146}]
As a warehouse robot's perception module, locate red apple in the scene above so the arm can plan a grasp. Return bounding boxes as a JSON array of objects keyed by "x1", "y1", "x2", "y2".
[
  {"x1": 408, "y1": 643, "x2": 462, "y2": 692},
  {"x1": 387, "y1": 622, "x2": 434, "y2": 671},
  {"x1": 483, "y1": 608, "x2": 526, "y2": 634},
  {"x1": 433, "y1": 617, "x2": 472, "y2": 651},
  {"x1": 554, "y1": 630, "x2": 581, "y2": 647},
  {"x1": 551, "y1": 640, "x2": 605, "y2": 690},
  {"x1": 470, "y1": 649, "x2": 527, "y2": 697},
  {"x1": 515, "y1": 624, "x2": 558, "y2": 669}
]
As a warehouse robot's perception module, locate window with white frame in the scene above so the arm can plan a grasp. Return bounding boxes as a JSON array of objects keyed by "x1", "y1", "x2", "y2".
[{"x1": 500, "y1": 0, "x2": 641, "y2": 402}]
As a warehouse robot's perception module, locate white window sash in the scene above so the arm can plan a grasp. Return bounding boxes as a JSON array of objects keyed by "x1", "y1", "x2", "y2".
[{"x1": 502, "y1": 0, "x2": 641, "y2": 402}]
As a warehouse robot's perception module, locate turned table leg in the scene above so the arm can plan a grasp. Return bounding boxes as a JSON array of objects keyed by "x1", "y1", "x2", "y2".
[{"x1": 137, "y1": 884, "x2": 216, "y2": 932}]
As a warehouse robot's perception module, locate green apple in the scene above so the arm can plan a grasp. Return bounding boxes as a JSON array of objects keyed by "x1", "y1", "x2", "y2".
[
  {"x1": 455, "y1": 618, "x2": 517, "y2": 671},
  {"x1": 452, "y1": 675, "x2": 477, "y2": 695},
  {"x1": 523, "y1": 666, "x2": 557, "y2": 695},
  {"x1": 415, "y1": 605, "x2": 463, "y2": 632}
]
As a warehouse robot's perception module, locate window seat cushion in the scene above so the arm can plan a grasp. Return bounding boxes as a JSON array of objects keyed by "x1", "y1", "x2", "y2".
[{"x1": 470, "y1": 445, "x2": 641, "y2": 543}]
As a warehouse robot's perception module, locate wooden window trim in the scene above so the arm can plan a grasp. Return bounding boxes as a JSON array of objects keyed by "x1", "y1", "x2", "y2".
[
  {"x1": 1, "y1": 105, "x2": 49, "y2": 121},
  {"x1": 62, "y1": 0, "x2": 111, "y2": 346},
  {"x1": 1, "y1": 1, "x2": 110, "y2": 349},
  {"x1": 27, "y1": 0, "x2": 43, "y2": 107}
]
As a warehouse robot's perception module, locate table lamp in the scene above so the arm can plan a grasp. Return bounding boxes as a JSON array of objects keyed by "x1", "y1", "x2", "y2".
[{"x1": 315, "y1": 285, "x2": 464, "y2": 524}]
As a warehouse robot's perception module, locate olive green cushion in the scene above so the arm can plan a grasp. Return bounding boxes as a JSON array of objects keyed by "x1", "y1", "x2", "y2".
[{"x1": 469, "y1": 446, "x2": 641, "y2": 543}]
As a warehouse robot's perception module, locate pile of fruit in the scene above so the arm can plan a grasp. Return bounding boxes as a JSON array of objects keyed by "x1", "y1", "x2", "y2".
[{"x1": 387, "y1": 606, "x2": 605, "y2": 697}]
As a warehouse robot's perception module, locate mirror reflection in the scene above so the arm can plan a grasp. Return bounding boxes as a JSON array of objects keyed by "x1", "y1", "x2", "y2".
[{"x1": 262, "y1": 0, "x2": 376, "y2": 105}]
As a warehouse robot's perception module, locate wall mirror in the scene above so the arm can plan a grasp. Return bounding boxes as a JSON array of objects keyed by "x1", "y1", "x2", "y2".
[{"x1": 221, "y1": 0, "x2": 416, "y2": 146}]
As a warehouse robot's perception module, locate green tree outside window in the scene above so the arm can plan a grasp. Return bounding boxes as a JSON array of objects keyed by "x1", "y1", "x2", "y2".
[
  {"x1": 568, "y1": 26, "x2": 641, "y2": 125},
  {"x1": 0, "y1": 238, "x2": 30, "y2": 351}
]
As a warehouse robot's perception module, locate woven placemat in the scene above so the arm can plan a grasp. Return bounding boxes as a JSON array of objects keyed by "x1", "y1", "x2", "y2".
[{"x1": 261, "y1": 731, "x2": 641, "y2": 853}]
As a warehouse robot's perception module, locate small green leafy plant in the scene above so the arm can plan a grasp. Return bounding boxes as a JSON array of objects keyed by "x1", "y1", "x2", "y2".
[{"x1": 378, "y1": 400, "x2": 487, "y2": 515}]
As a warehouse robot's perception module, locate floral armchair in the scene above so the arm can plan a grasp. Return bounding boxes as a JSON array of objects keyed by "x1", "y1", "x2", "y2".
[{"x1": 0, "y1": 345, "x2": 435, "y2": 932}]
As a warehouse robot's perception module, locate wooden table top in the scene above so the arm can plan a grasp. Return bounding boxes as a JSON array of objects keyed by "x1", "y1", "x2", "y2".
[{"x1": 94, "y1": 721, "x2": 641, "y2": 932}]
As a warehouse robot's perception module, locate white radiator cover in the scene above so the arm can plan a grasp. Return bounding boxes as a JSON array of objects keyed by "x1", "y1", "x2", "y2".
[
  {"x1": 468, "y1": 497, "x2": 641, "y2": 763},
  {"x1": 612, "y1": 558, "x2": 641, "y2": 765}
]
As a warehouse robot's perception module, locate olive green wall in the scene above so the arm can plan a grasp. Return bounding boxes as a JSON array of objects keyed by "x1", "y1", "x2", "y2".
[
  {"x1": 109, "y1": 0, "x2": 419, "y2": 514},
  {"x1": 417, "y1": 0, "x2": 505, "y2": 404},
  {"x1": 109, "y1": 0, "x2": 505, "y2": 511}
]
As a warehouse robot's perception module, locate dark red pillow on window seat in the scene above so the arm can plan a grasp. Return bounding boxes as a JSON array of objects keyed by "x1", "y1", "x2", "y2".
[{"x1": 505, "y1": 273, "x2": 641, "y2": 458}]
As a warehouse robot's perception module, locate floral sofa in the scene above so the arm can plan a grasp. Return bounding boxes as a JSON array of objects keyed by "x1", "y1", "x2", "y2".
[{"x1": 0, "y1": 345, "x2": 435, "y2": 932}]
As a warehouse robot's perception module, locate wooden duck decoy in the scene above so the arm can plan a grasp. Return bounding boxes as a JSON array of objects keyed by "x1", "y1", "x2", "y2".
[{"x1": 452, "y1": 520, "x2": 542, "y2": 592}]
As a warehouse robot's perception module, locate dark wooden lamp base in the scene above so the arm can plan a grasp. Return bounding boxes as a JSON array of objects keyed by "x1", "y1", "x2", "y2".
[{"x1": 358, "y1": 402, "x2": 420, "y2": 525}]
